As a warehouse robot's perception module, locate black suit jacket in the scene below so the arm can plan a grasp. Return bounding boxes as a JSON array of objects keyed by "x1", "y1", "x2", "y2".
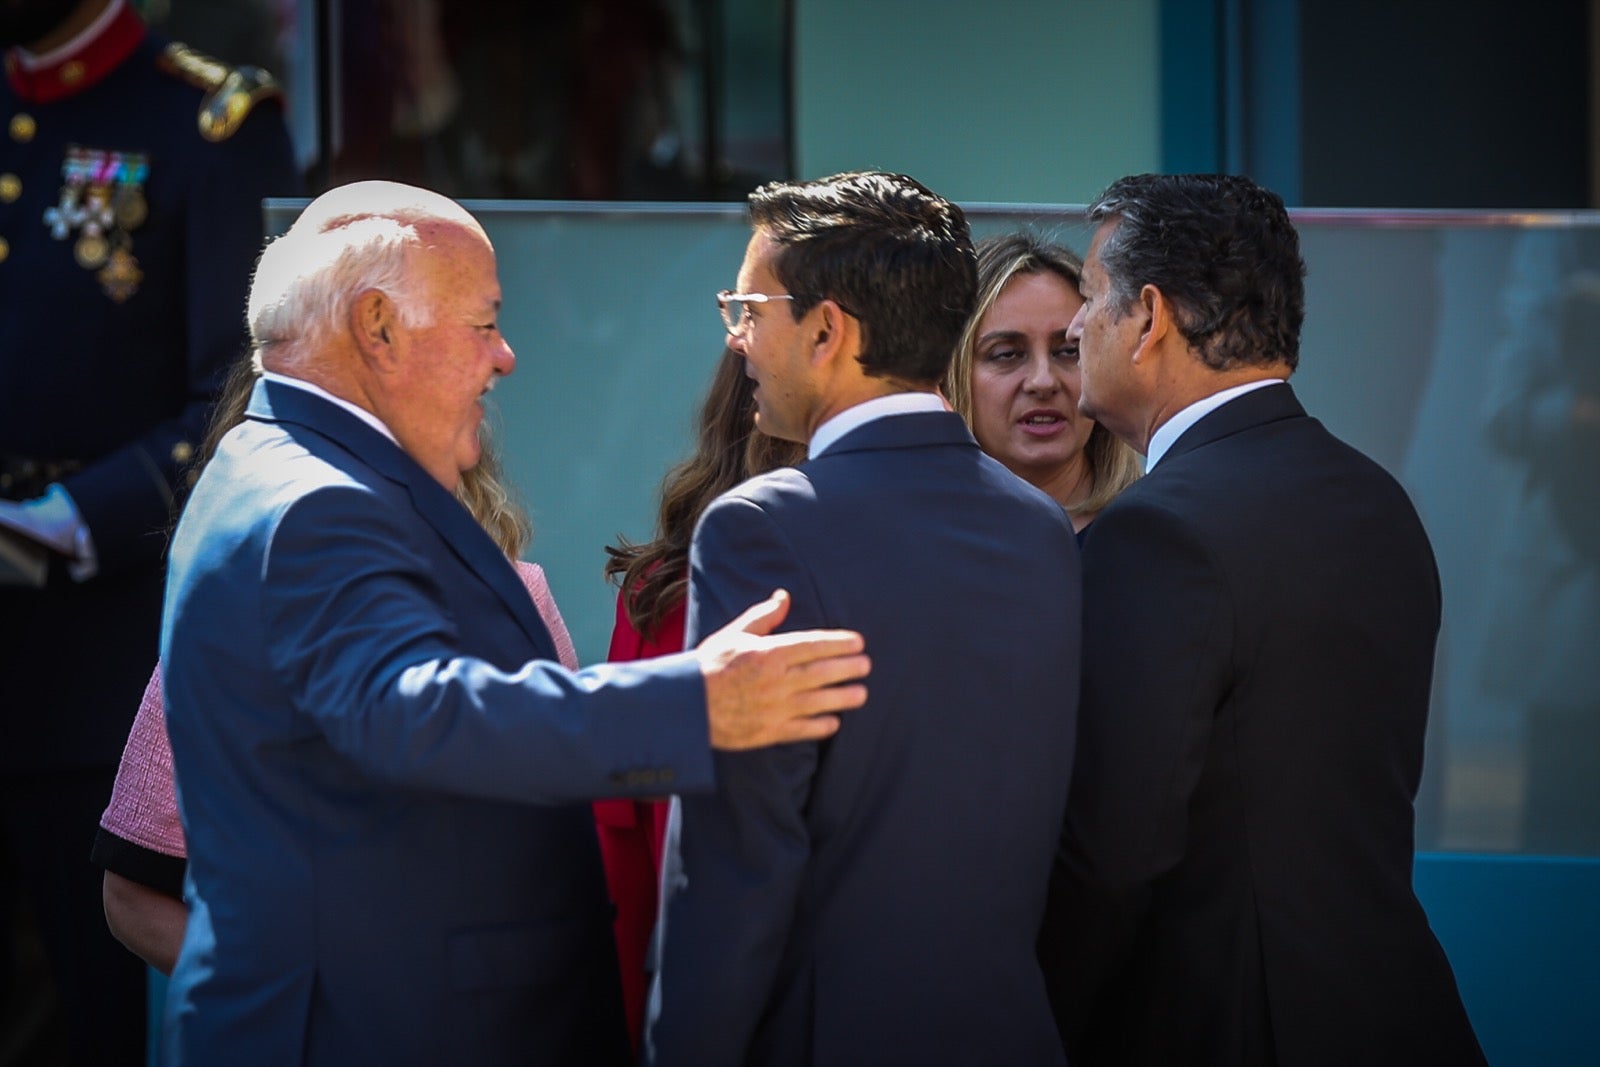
[
  {"x1": 651, "y1": 411, "x2": 1080, "y2": 1067},
  {"x1": 1041, "y1": 383, "x2": 1485, "y2": 1067}
]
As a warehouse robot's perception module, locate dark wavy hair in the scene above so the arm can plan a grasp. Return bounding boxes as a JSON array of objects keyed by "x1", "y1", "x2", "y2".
[
  {"x1": 748, "y1": 170, "x2": 977, "y2": 385},
  {"x1": 1087, "y1": 173, "x2": 1305, "y2": 371},
  {"x1": 605, "y1": 348, "x2": 805, "y2": 638}
]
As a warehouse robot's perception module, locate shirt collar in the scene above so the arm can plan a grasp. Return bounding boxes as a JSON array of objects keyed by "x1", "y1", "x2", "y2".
[
  {"x1": 5, "y1": 1, "x2": 144, "y2": 105},
  {"x1": 808, "y1": 392, "x2": 947, "y2": 459},
  {"x1": 1144, "y1": 378, "x2": 1286, "y2": 472},
  {"x1": 260, "y1": 371, "x2": 401, "y2": 448}
]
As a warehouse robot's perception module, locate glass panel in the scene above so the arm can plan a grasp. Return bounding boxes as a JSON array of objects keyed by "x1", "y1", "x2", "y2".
[{"x1": 264, "y1": 200, "x2": 1600, "y2": 857}]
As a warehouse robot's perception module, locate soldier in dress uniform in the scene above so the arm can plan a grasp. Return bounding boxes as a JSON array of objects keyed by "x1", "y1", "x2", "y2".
[{"x1": 0, "y1": 0, "x2": 297, "y2": 1060}]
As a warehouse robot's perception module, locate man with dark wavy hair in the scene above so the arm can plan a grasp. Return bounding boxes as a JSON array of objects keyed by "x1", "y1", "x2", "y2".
[
  {"x1": 648, "y1": 171, "x2": 1082, "y2": 1065},
  {"x1": 1041, "y1": 173, "x2": 1486, "y2": 1067}
]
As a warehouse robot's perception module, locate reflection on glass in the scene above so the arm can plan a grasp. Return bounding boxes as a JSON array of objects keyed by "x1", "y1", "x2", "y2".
[
  {"x1": 316, "y1": 0, "x2": 789, "y2": 200},
  {"x1": 1476, "y1": 228, "x2": 1600, "y2": 856},
  {"x1": 1289, "y1": 219, "x2": 1600, "y2": 858}
]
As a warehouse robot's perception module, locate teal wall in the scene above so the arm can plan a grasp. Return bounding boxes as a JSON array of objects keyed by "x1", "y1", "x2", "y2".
[
  {"x1": 454, "y1": 205, "x2": 755, "y2": 661},
  {"x1": 794, "y1": 0, "x2": 1161, "y2": 204}
]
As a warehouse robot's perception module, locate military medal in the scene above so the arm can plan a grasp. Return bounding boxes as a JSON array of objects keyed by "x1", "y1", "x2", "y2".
[
  {"x1": 113, "y1": 153, "x2": 149, "y2": 230},
  {"x1": 74, "y1": 230, "x2": 108, "y2": 268},
  {"x1": 43, "y1": 146, "x2": 149, "y2": 300},
  {"x1": 115, "y1": 185, "x2": 147, "y2": 229},
  {"x1": 43, "y1": 146, "x2": 90, "y2": 239},
  {"x1": 83, "y1": 180, "x2": 113, "y2": 226},
  {"x1": 98, "y1": 247, "x2": 143, "y2": 304}
]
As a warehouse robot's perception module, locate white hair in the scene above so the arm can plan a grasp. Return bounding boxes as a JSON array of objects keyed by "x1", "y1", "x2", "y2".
[{"x1": 247, "y1": 181, "x2": 484, "y2": 364}]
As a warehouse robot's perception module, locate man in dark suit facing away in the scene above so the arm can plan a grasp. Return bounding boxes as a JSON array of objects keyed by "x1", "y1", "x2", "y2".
[
  {"x1": 648, "y1": 171, "x2": 1082, "y2": 1067},
  {"x1": 1039, "y1": 173, "x2": 1486, "y2": 1067}
]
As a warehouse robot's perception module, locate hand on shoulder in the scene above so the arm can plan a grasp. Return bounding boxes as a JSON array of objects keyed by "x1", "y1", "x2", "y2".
[{"x1": 696, "y1": 590, "x2": 870, "y2": 750}]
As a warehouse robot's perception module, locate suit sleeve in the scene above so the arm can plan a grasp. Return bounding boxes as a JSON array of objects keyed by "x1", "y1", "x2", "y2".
[
  {"x1": 91, "y1": 661, "x2": 187, "y2": 896},
  {"x1": 651, "y1": 495, "x2": 825, "y2": 1067},
  {"x1": 1043, "y1": 494, "x2": 1232, "y2": 1038},
  {"x1": 258, "y1": 482, "x2": 715, "y2": 804},
  {"x1": 1067, "y1": 496, "x2": 1232, "y2": 884}
]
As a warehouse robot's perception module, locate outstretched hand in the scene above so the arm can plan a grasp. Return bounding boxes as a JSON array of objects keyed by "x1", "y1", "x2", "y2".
[{"x1": 696, "y1": 590, "x2": 870, "y2": 750}]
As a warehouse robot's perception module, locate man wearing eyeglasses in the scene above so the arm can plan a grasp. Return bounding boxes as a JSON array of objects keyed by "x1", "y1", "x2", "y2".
[{"x1": 647, "y1": 171, "x2": 1081, "y2": 1066}]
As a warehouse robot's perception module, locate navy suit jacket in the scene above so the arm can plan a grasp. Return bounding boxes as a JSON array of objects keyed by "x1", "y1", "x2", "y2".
[
  {"x1": 650, "y1": 411, "x2": 1080, "y2": 1067},
  {"x1": 1040, "y1": 383, "x2": 1485, "y2": 1066},
  {"x1": 161, "y1": 380, "x2": 713, "y2": 1066}
]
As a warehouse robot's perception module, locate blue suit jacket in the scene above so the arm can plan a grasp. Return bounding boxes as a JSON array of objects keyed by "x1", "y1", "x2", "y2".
[
  {"x1": 161, "y1": 380, "x2": 713, "y2": 1066},
  {"x1": 650, "y1": 411, "x2": 1080, "y2": 1067}
]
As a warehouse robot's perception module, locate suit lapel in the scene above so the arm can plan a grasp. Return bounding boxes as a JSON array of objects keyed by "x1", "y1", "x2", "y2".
[
  {"x1": 246, "y1": 379, "x2": 559, "y2": 661},
  {"x1": 402, "y1": 477, "x2": 560, "y2": 662},
  {"x1": 1162, "y1": 382, "x2": 1306, "y2": 464}
]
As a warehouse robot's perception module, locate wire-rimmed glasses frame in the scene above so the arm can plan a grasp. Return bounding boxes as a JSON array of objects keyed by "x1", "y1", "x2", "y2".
[{"x1": 716, "y1": 289, "x2": 798, "y2": 335}]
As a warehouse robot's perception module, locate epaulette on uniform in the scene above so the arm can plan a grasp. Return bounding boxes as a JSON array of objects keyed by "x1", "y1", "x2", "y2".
[{"x1": 156, "y1": 42, "x2": 282, "y2": 143}]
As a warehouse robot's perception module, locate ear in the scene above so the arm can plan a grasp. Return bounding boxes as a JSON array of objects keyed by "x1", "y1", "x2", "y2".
[
  {"x1": 1130, "y1": 283, "x2": 1172, "y2": 365},
  {"x1": 350, "y1": 289, "x2": 399, "y2": 368},
  {"x1": 808, "y1": 299, "x2": 855, "y2": 369}
]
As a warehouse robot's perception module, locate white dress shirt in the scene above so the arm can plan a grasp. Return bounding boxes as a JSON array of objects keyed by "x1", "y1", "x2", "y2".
[
  {"x1": 808, "y1": 392, "x2": 947, "y2": 459},
  {"x1": 1144, "y1": 378, "x2": 1286, "y2": 472},
  {"x1": 260, "y1": 370, "x2": 401, "y2": 446}
]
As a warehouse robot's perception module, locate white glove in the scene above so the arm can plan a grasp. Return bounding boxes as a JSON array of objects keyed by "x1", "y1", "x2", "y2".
[{"x1": 0, "y1": 484, "x2": 99, "y2": 580}]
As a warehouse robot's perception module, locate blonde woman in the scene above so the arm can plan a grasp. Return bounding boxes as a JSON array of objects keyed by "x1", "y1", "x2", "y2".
[{"x1": 946, "y1": 232, "x2": 1141, "y2": 533}]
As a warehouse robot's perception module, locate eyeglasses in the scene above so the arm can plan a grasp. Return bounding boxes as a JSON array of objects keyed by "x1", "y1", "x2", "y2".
[{"x1": 716, "y1": 289, "x2": 797, "y2": 334}]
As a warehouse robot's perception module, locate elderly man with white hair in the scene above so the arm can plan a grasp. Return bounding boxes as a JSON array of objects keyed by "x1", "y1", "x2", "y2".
[{"x1": 160, "y1": 181, "x2": 870, "y2": 1066}]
